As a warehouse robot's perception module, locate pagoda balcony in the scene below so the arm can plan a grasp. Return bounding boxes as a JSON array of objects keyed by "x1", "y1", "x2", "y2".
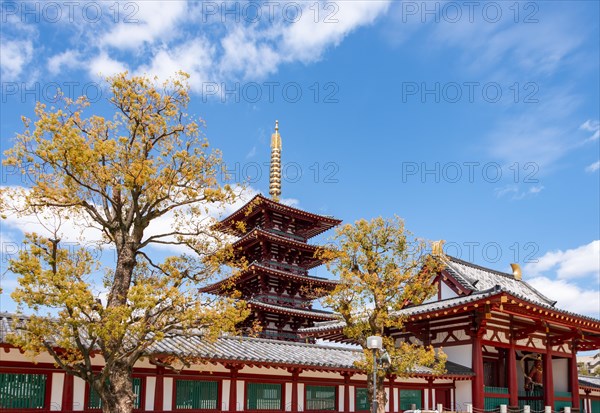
[
  {"x1": 253, "y1": 294, "x2": 312, "y2": 309},
  {"x1": 258, "y1": 329, "x2": 306, "y2": 342},
  {"x1": 262, "y1": 260, "x2": 309, "y2": 276},
  {"x1": 265, "y1": 227, "x2": 306, "y2": 242}
]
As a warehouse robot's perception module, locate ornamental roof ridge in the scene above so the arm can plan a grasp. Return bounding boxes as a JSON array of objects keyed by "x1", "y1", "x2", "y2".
[
  {"x1": 442, "y1": 254, "x2": 557, "y2": 307},
  {"x1": 217, "y1": 194, "x2": 341, "y2": 226}
]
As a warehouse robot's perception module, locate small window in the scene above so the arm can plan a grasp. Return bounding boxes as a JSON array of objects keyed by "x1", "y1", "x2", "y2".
[
  {"x1": 355, "y1": 388, "x2": 370, "y2": 411},
  {"x1": 246, "y1": 383, "x2": 281, "y2": 410},
  {"x1": 175, "y1": 380, "x2": 218, "y2": 410},
  {"x1": 400, "y1": 389, "x2": 422, "y2": 410},
  {"x1": 88, "y1": 377, "x2": 142, "y2": 409},
  {"x1": 306, "y1": 385, "x2": 336, "y2": 411},
  {"x1": 0, "y1": 373, "x2": 47, "y2": 409}
]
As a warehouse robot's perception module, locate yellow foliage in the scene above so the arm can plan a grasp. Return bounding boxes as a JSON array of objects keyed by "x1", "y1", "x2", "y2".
[
  {"x1": 317, "y1": 217, "x2": 446, "y2": 412},
  {"x1": 2, "y1": 72, "x2": 248, "y2": 413}
]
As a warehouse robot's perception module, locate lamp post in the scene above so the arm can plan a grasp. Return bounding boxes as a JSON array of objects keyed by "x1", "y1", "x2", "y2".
[{"x1": 367, "y1": 336, "x2": 383, "y2": 413}]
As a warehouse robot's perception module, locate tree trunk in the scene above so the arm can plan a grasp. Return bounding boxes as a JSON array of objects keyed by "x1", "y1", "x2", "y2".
[
  {"x1": 367, "y1": 374, "x2": 388, "y2": 413},
  {"x1": 99, "y1": 362, "x2": 135, "y2": 413}
]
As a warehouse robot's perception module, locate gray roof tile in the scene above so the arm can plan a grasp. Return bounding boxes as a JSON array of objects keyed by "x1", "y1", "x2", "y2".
[
  {"x1": 579, "y1": 375, "x2": 600, "y2": 389},
  {"x1": 0, "y1": 312, "x2": 472, "y2": 376},
  {"x1": 444, "y1": 256, "x2": 556, "y2": 306}
]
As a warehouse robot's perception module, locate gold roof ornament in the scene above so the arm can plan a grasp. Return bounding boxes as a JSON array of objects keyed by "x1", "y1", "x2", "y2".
[
  {"x1": 269, "y1": 120, "x2": 282, "y2": 202},
  {"x1": 510, "y1": 263, "x2": 522, "y2": 280},
  {"x1": 432, "y1": 240, "x2": 445, "y2": 257}
]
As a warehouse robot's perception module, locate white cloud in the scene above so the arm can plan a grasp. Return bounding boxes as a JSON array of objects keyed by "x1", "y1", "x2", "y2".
[
  {"x1": 219, "y1": 26, "x2": 281, "y2": 80},
  {"x1": 486, "y1": 91, "x2": 584, "y2": 170},
  {"x1": 281, "y1": 1, "x2": 391, "y2": 64},
  {"x1": 494, "y1": 184, "x2": 544, "y2": 200},
  {"x1": 581, "y1": 120, "x2": 600, "y2": 142},
  {"x1": 527, "y1": 276, "x2": 600, "y2": 318},
  {"x1": 48, "y1": 50, "x2": 84, "y2": 75},
  {"x1": 0, "y1": 39, "x2": 33, "y2": 81},
  {"x1": 100, "y1": 1, "x2": 188, "y2": 50},
  {"x1": 88, "y1": 52, "x2": 129, "y2": 78},
  {"x1": 15, "y1": 0, "x2": 391, "y2": 89},
  {"x1": 246, "y1": 146, "x2": 257, "y2": 159},
  {"x1": 135, "y1": 39, "x2": 215, "y2": 92},
  {"x1": 422, "y1": 4, "x2": 583, "y2": 77},
  {"x1": 585, "y1": 161, "x2": 600, "y2": 173},
  {"x1": 524, "y1": 240, "x2": 600, "y2": 280}
]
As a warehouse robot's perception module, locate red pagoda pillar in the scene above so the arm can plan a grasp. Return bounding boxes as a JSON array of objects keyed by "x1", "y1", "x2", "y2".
[
  {"x1": 472, "y1": 332, "x2": 485, "y2": 410},
  {"x1": 570, "y1": 344, "x2": 580, "y2": 411},
  {"x1": 508, "y1": 340, "x2": 518, "y2": 408},
  {"x1": 342, "y1": 373, "x2": 352, "y2": 413},
  {"x1": 61, "y1": 373, "x2": 74, "y2": 411},
  {"x1": 228, "y1": 365, "x2": 240, "y2": 412},
  {"x1": 154, "y1": 366, "x2": 164, "y2": 412},
  {"x1": 543, "y1": 341, "x2": 554, "y2": 409}
]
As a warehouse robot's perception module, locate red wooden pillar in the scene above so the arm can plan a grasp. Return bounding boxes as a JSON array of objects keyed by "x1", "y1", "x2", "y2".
[
  {"x1": 472, "y1": 332, "x2": 485, "y2": 410},
  {"x1": 289, "y1": 368, "x2": 300, "y2": 412},
  {"x1": 61, "y1": 373, "x2": 74, "y2": 411},
  {"x1": 388, "y1": 375, "x2": 395, "y2": 413},
  {"x1": 543, "y1": 342, "x2": 554, "y2": 409},
  {"x1": 154, "y1": 366, "x2": 164, "y2": 412},
  {"x1": 508, "y1": 340, "x2": 518, "y2": 407},
  {"x1": 343, "y1": 372, "x2": 352, "y2": 413},
  {"x1": 427, "y1": 378, "x2": 434, "y2": 410},
  {"x1": 570, "y1": 344, "x2": 580, "y2": 411},
  {"x1": 229, "y1": 365, "x2": 240, "y2": 412}
]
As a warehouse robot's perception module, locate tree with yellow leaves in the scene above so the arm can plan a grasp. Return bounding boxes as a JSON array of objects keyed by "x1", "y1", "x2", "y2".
[
  {"x1": 1, "y1": 72, "x2": 249, "y2": 413},
  {"x1": 317, "y1": 217, "x2": 446, "y2": 413}
]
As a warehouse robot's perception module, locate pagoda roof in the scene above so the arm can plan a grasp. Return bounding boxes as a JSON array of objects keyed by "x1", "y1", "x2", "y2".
[
  {"x1": 248, "y1": 300, "x2": 338, "y2": 321},
  {"x1": 442, "y1": 255, "x2": 557, "y2": 307},
  {"x1": 215, "y1": 194, "x2": 342, "y2": 239},
  {"x1": 299, "y1": 286, "x2": 600, "y2": 343},
  {"x1": 198, "y1": 261, "x2": 338, "y2": 294},
  {"x1": 232, "y1": 228, "x2": 322, "y2": 269},
  {"x1": 0, "y1": 312, "x2": 473, "y2": 377}
]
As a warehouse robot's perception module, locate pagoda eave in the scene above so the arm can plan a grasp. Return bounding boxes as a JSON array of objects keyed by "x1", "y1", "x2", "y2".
[
  {"x1": 199, "y1": 263, "x2": 338, "y2": 295},
  {"x1": 215, "y1": 194, "x2": 342, "y2": 239},
  {"x1": 248, "y1": 300, "x2": 338, "y2": 321}
]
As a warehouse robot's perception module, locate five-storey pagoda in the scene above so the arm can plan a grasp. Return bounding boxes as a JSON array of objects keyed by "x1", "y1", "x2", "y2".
[{"x1": 200, "y1": 121, "x2": 341, "y2": 342}]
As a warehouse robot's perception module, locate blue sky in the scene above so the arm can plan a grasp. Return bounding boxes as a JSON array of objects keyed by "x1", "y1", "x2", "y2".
[{"x1": 0, "y1": 1, "x2": 599, "y2": 318}]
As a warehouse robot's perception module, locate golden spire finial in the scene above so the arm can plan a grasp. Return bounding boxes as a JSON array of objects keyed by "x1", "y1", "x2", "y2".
[{"x1": 269, "y1": 120, "x2": 282, "y2": 201}]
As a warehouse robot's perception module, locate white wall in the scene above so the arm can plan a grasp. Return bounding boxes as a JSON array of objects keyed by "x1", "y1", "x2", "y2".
[
  {"x1": 73, "y1": 377, "x2": 85, "y2": 411},
  {"x1": 237, "y1": 380, "x2": 245, "y2": 411},
  {"x1": 349, "y1": 385, "x2": 355, "y2": 412},
  {"x1": 298, "y1": 383, "x2": 304, "y2": 411},
  {"x1": 455, "y1": 381, "x2": 472, "y2": 412},
  {"x1": 286, "y1": 383, "x2": 293, "y2": 412},
  {"x1": 50, "y1": 373, "x2": 64, "y2": 410},
  {"x1": 339, "y1": 385, "x2": 345, "y2": 412},
  {"x1": 443, "y1": 344, "x2": 473, "y2": 368},
  {"x1": 222, "y1": 379, "x2": 231, "y2": 411},
  {"x1": 385, "y1": 387, "x2": 390, "y2": 412},
  {"x1": 145, "y1": 377, "x2": 156, "y2": 411},
  {"x1": 553, "y1": 358, "x2": 569, "y2": 392},
  {"x1": 163, "y1": 378, "x2": 173, "y2": 411},
  {"x1": 441, "y1": 282, "x2": 458, "y2": 300}
]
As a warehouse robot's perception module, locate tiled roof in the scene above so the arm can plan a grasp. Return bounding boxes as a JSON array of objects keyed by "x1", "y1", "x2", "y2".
[
  {"x1": 579, "y1": 375, "x2": 600, "y2": 389},
  {"x1": 199, "y1": 261, "x2": 337, "y2": 294},
  {"x1": 300, "y1": 285, "x2": 600, "y2": 335},
  {"x1": 0, "y1": 312, "x2": 472, "y2": 376},
  {"x1": 247, "y1": 300, "x2": 338, "y2": 320},
  {"x1": 444, "y1": 256, "x2": 556, "y2": 307},
  {"x1": 215, "y1": 194, "x2": 341, "y2": 239},
  {"x1": 299, "y1": 291, "x2": 502, "y2": 335}
]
